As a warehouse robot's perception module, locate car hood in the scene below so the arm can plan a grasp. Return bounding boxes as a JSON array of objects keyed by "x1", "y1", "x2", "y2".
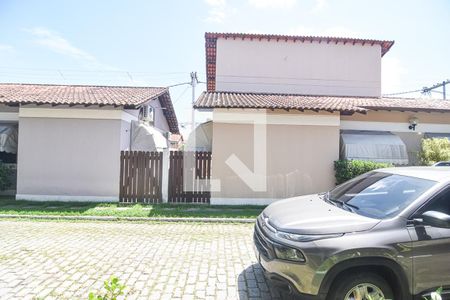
[{"x1": 263, "y1": 194, "x2": 381, "y2": 235}]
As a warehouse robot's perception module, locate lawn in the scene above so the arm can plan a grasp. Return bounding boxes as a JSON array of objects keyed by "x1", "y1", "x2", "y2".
[{"x1": 0, "y1": 198, "x2": 264, "y2": 219}]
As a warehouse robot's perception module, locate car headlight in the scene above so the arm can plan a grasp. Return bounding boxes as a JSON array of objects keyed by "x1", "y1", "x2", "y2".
[
  {"x1": 276, "y1": 232, "x2": 344, "y2": 242},
  {"x1": 273, "y1": 243, "x2": 305, "y2": 262}
]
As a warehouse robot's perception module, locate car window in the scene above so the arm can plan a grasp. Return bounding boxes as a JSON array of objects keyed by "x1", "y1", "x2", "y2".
[
  {"x1": 417, "y1": 187, "x2": 450, "y2": 216},
  {"x1": 328, "y1": 172, "x2": 436, "y2": 219}
]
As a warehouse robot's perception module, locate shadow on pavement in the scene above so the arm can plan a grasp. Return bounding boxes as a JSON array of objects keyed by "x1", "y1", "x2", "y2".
[{"x1": 237, "y1": 263, "x2": 298, "y2": 300}]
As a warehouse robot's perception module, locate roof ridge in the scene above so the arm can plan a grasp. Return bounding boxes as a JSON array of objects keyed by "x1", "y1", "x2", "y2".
[
  {"x1": 205, "y1": 32, "x2": 394, "y2": 44},
  {"x1": 202, "y1": 91, "x2": 446, "y2": 102}
]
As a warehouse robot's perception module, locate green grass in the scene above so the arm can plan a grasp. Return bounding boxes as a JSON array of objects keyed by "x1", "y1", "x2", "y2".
[{"x1": 0, "y1": 197, "x2": 264, "y2": 219}]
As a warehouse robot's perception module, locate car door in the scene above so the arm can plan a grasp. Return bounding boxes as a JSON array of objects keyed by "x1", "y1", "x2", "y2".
[{"x1": 407, "y1": 186, "x2": 450, "y2": 295}]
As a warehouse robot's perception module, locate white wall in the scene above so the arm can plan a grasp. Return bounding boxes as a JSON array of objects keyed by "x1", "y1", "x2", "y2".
[
  {"x1": 148, "y1": 98, "x2": 170, "y2": 133},
  {"x1": 16, "y1": 107, "x2": 127, "y2": 202},
  {"x1": 215, "y1": 38, "x2": 381, "y2": 97}
]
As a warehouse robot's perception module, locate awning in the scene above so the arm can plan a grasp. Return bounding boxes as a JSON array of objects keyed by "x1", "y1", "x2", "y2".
[
  {"x1": 0, "y1": 125, "x2": 18, "y2": 154},
  {"x1": 185, "y1": 121, "x2": 213, "y2": 151},
  {"x1": 340, "y1": 130, "x2": 408, "y2": 165},
  {"x1": 423, "y1": 132, "x2": 450, "y2": 140},
  {"x1": 131, "y1": 121, "x2": 168, "y2": 152}
]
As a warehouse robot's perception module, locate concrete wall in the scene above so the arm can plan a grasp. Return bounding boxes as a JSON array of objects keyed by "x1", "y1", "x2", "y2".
[
  {"x1": 211, "y1": 109, "x2": 340, "y2": 205},
  {"x1": 16, "y1": 107, "x2": 126, "y2": 201},
  {"x1": 215, "y1": 38, "x2": 381, "y2": 97}
]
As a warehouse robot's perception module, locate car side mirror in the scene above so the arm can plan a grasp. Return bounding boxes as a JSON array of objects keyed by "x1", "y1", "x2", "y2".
[{"x1": 422, "y1": 211, "x2": 450, "y2": 228}]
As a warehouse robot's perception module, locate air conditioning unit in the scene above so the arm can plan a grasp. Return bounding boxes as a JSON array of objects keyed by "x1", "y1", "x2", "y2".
[{"x1": 141, "y1": 105, "x2": 154, "y2": 123}]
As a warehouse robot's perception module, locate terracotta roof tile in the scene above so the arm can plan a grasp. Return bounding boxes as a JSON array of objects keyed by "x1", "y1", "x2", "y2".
[
  {"x1": 195, "y1": 91, "x2": 450, "y2": 114},
  {"x1": 0, "y1": 83, "x2": 179, "y2": 133},
  {"x1": 0, "y1": 83, "x2": 167, "y2": 106}
]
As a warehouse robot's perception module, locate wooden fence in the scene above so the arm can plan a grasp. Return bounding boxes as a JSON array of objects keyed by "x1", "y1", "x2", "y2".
[
  {"x1": 168, "y1": 151, "x2": 212, "y2": 204},
  {"x1": 119, "y1": 151, "x2": 162, "y2": 203}
]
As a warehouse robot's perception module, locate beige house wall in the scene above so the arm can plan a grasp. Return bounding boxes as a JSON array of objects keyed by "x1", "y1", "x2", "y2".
[
  {"x1": 215, "y1": 38, "x2": 381, "y2": 97},
  {"x1": 341, "y1": 110, "x2": 450, "y2": 124},
  {"x1": 16, "y1": 108, "x2": 127, "y2": 202},
  {"x1": 211, "y1": 109, "x2": 340, "y2": 205}
]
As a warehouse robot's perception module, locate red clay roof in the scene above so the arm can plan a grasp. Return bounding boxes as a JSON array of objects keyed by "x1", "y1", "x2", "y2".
[
  {"x1": 205, "y1": 32, "x2": 395, "y2": 91},
  {"x1": 194, "y1": 91, "x2": 450, "y2": 114},
  {"x1": 0, "y1": 83, "x2": 179, "y2": 133}
]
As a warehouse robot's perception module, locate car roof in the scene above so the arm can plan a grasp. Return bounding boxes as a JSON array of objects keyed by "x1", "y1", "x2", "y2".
[{"x1": 379, "y1": 166, "x2": 450, "y2": 183}]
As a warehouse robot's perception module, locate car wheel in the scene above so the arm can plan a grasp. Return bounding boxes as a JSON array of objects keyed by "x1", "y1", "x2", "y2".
[{"x1": 328, "y1": 272, "x2": 394, "y2": 300}]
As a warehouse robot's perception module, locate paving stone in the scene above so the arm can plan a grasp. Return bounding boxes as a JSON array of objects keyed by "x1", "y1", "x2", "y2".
[{"x1": 0, "y1": 220, "x2": 283, "y2": 299}]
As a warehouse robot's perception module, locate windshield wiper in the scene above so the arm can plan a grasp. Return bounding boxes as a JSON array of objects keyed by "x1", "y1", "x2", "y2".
[{"x1": 324, "y1": 192, "x2": 359, "y2": 212}]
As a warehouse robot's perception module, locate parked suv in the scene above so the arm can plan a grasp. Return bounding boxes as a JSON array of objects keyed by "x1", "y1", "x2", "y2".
[{"x1": 254, "y1": 167, "x2": 450, "y2": 300}]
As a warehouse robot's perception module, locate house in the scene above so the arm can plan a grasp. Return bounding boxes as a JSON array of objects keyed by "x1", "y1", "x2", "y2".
[
  {"x1": 168, "y1": 133, "x2": 184, "y2": 150},
  {"x1": 0, "y1": 83, "x2": 179, "y2": 202},
  {"x1": 195, "y1": 32, "x2": 450, "y2": 205}
]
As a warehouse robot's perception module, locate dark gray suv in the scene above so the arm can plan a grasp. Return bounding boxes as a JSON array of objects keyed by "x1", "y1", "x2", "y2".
[{"x1": 254, "y1": 167, "x2": 450, "y2": 300}]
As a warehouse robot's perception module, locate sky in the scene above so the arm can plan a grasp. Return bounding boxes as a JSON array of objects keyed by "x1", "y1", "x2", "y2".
[{"x1": 0, "y1": 0, "x2": 449, "y2": 129}]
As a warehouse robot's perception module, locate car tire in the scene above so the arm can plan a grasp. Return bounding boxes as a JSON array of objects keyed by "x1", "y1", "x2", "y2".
[{"x1": 327, "y1": 272, "x2": 394, "y2": 300}]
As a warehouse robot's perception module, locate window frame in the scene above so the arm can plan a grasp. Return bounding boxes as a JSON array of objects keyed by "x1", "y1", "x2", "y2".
[{"x1": 409, "y1": 185, "x2": 450, "y2": 220}]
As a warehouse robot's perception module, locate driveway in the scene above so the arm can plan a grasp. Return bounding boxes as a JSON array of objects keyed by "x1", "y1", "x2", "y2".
[{"x1": 0, "y1": 220, "x2": 285, "y2": 300}]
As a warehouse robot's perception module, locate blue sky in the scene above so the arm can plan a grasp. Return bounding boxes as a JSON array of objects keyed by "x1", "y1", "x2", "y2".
[{"x1": 0, "y1": 0, "x2": 449, "y2": 126}]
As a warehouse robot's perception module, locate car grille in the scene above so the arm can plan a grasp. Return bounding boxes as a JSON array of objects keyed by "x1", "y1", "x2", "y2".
[{"x1": 254, "y1": 222, "x2": 274, "y2": 260}]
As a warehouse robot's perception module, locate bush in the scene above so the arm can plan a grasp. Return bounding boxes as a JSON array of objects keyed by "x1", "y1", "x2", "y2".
[
  {"x1": 419, "y1": 138, "x2": 450, "y2": 166},
  {"x1": 334, "y1": 160, "x2": 393, "y2": 185},
  {"x1": 0, "y1": 162, "x2": 14, "y2": 191}
]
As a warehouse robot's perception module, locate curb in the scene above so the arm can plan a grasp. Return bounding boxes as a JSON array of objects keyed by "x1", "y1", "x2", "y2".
[{"x1": 0, "y1": 214, "x2": 256, "y2": 224}]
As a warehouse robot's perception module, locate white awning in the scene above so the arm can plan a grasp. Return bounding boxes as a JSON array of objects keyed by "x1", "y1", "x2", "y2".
[
  {"x1": 0, "y1": 125, "x2": 18, "y2": 154},
  {"x1": 185, "y1": 121, "x2": 212, "y2": 151},
  {"x1": 131, "y1": 121, "x2": 168, "y2": 152},
  {"x1": 340, "y1": 130, "x2": 408, "y2": 165}
]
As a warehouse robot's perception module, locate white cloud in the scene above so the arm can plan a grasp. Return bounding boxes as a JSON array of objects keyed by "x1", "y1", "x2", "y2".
[
  {"x1": 382, "y1": 56, "x2": 408, "y2": 94},
  {"x1": 25, "y1": 27, "x2": 115, "y2": 70},
  {"x1": 204, "y1": 0, "x2": 235, "y2": 23},
  {"x1": 248, "y1": 0, "x2": 297, "y2": 9}
]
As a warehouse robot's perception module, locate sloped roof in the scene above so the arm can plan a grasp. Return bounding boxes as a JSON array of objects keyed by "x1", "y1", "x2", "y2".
[
  {"x1": 205, "y1": 32, "x2": 395, "y2": 91},
  {"x1": 194, "y1": 91, "x2": 450, "y2": 114},
  {"x1": 0, "y1": 83, "x2": 179, "y2": 133}
]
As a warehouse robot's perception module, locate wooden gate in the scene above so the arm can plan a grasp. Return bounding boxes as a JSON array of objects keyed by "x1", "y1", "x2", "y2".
[
  {"x1": 168, "y1": 151, "x2": 212, "y2": 203},
  {"x1": 119, "y1": 151, "x2": 162, "y2": 203}
]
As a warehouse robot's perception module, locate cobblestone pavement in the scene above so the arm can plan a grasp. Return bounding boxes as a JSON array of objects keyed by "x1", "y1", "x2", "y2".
[{"x1": 0, "y1": 220, "x2": 287, "y2": 300}]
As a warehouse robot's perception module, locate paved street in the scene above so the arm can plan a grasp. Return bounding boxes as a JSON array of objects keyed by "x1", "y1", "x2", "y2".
[{"x1": 0, "y1": 220, "x2": 285, "y2": 300}]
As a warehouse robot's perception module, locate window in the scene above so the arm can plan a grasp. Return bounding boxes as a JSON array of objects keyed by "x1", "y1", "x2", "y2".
[
  {"x1": 417, "y1": 187, "x2": 450, "y2": 216},
  {"x1": 328, "y1": 172, "x2": 436, "y2": 219}
]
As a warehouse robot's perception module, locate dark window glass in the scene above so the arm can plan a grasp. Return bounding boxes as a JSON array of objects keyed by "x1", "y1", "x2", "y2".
[
  {"x1": 418, "y1": 188, "x2": 450, "y2": 216},
  {"x1": 327, "y1": 172, "x2": 436, "y2": 219}
]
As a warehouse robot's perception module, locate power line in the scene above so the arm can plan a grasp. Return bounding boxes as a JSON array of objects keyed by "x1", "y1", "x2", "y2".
[
  {"x1": 383, "y1": 79, "x2": 449, "y2": 99},
  {"x1": 383, "y1": 89, "x2": 423, "y2": 96},
  {"x1": 0, "y1": 66, "x2": 192, "y2": 75},
  {"x1": 172, "y1": 86, "x2": 190, "y2": 104}
]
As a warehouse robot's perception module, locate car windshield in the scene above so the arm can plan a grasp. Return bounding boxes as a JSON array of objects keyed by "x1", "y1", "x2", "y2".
[{"x1": 327, "y1": 171, "x2": 436, "y2": 219}]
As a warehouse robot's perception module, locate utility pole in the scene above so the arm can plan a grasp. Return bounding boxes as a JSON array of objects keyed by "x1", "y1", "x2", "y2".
[
  {"x1": 422, "y1": 79, "x2": 449, "y2": 100},
  {"x1": 190, "y1": 72, "x2": 198, "y2": 131},
  {"x1": 444, "y1": 81, "x2": 447, "y2": 100}
]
